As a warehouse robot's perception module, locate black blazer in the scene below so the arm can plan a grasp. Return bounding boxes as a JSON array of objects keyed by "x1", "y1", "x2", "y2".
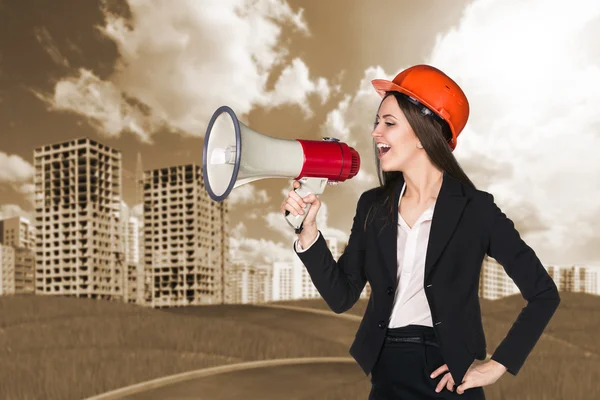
[{"x1": 294, "y1": 170, "x2": 560, "y2": 385}]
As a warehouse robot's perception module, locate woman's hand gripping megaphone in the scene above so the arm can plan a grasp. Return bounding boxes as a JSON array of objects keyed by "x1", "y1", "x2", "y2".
[{"x1": 281, "y1": 180, "x2": 322, "y2": 233}]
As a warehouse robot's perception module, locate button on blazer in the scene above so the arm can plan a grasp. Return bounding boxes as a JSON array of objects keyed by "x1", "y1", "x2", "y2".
[{"x1": 293, "y1": 170, "x2": 560, "y2": 385}]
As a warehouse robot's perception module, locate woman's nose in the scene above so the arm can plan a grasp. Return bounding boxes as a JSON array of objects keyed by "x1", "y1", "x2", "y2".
[{"x1": 371, "y1": 126, "x2": 382, "y2": 137}]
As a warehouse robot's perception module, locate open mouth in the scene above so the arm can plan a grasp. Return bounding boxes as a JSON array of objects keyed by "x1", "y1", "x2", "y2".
[{"x1": 377, "y1": 144, "x2": 391, "y2": 157}]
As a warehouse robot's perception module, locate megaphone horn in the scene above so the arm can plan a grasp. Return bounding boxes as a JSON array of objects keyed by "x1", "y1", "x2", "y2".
[{"x1": 202, "y1": 106, "x2": 361, "y2": 233}]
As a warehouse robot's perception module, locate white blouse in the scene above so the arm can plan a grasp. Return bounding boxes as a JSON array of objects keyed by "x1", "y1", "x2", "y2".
[
  {"x1": 294, "y1": 181, "x2": 436, "y2": 328},
  {"x1": 388, "y1": 181, "x2": 435, "y2": 328}
]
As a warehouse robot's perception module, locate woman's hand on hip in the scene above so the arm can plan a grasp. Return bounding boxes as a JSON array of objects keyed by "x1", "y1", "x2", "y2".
[
  {"x1": 430, "y1": 359, "x2": 507, "y2": 394},
  {"x1": 455, "y1": 359, "x2": 507, "y2": 394}
]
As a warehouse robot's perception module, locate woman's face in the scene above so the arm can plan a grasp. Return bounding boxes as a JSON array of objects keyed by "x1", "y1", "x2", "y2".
[{"x1": 371, "y1": 95, "x2": 421, "y2": 172}]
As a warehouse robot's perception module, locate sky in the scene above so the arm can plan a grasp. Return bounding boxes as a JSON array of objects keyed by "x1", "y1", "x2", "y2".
[{"x1": 1, "y1": 0, "x2": 599, "y2": 268}]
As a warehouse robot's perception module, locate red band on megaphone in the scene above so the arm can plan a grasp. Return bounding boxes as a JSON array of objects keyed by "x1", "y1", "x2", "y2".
[{"x1": 295, "y1": 139, "x2": 360, "y2": 182}]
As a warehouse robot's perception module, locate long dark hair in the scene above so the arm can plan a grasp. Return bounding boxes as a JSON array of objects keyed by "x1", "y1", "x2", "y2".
[{"x1": 364, "y1": 91, "x2": 476, "y2": 231}]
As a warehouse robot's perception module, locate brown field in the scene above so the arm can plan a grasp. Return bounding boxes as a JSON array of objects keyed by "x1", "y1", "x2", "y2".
[
  {"x1": 0, "y1": 294, "x2": 357, "y2": 399},
  {"x1": 0, "y1": 292, "x2": 597, "y2": 400}
]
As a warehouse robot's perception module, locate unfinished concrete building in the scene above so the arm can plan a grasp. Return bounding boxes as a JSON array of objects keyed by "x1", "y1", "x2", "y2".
[
  {"x1": 143, "y1": 164, "x2": 229, "y2": 307},
  {"x1": 33, "y1": 138, "x2": 124, "y2": 299}
]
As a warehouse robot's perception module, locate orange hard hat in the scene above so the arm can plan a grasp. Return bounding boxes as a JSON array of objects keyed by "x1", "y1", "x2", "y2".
[{"x1": 371, "y1": 64, "x2": 469, "y2": 150}]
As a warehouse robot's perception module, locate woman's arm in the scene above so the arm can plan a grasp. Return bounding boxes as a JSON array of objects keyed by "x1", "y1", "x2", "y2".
[
  {"x1": 485, "y1": 193, "x2": 561, "y2": 375},
  {"x1": 293, "y1": 192, "x2": 369, "y2": 313}
]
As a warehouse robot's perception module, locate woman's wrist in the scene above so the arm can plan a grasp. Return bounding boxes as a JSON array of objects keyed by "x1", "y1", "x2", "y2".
[
  {"x1": 298, "y1": 225, "x2": 318, "y2": 247},
  {"x1": 488, "y1": 359, "x2": 507, "y2": 372}
]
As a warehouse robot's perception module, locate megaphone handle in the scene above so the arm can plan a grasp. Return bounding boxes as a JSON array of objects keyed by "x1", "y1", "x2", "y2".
[
  {"x1": 284, "y1": 177, "x2": 328, "y2": 234},
  {"x1": 285, "y1": 207, "x2": 310, "y2": 234}
]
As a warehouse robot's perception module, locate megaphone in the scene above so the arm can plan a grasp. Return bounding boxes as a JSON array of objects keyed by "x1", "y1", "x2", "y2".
[{"x1": 202, "y1": 106, "x2": 361, "y2": 233}]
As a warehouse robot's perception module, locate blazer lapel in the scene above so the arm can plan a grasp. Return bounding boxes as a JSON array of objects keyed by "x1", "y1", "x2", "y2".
[{"x1": 376, "y1": 170, "x2": 467, "y2": 284}]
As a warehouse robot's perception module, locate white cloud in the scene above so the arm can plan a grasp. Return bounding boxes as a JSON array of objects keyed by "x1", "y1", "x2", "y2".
[
  {"x1": 229, "y1": 180, "x2": 348, "y2": 265},
  {"x1": 227, "y1": 181, "x2": 349, "y2": 267},
  {"x1": 0, "y1": 204, "x2": 32, "y2": 222},
  {"x1": 34, "y1": 26, "x2": 70, "y2": 68},
  {"x1": 229, "y1": 223, "x2": 295, "y2": 265},
  {"x1": 0, "y1": 152, "x2": 35, "y2": 205},
  {"x1": 18, "y1": 183, "x2": 36, "y2": 208},
  {"x1": 230, "y1": 221, "x2": 247, "y2": 238},
  {"x1": 35, "y1": 69, "x2": 155, "y2": 142},
  {"x1": 38, "y1": 0, "x2": 329, "y2": 141},
  {"x1": 319, "y1": 0, "x2": 600, "y2": 264},
  {"x1": 320, "y1": 94, "x2": 351, "y2": 140},
  {"x1": 0, "y1": 152, "x2": 34, "y2": 184},
  {"x1": 426, "y1": 0, "x2": 600, "y2": 264},
  {"x1": 227, "y1": 184, "x2": 270, "y2": 206},
  {"x1": 260, "y1": 58, "x2": 331, "y2": 117}
]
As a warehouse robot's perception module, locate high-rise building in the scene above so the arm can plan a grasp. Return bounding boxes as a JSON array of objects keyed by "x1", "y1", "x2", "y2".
[
  {"x1": 0, "y1": 244, "x2": 15, "y2": 295},
  {"x1": 228, "y1": 260, "x2": 246, "y2": 304},
  {"x1": 273, "y1": 261, "x2": 293, "y2": 301},
  {"x1": 121, "y1": 214, "x2": 142, "y2": 305},
  {"x1": 119, "y1": 202, "x2": 140, "y2": 265},
  {"x1": 124, "y1": 262, "x2": 144, "y2": 304},
  {"x1": 547, "y1": 265, "x2": 598, "y2": 295},
  {"x1": 135, "y1": 152, "x2": 146, "y2": 304},
  {"x1": 0, "y1": 216, "x2": 35, "y2": 249},
  {"x1": 235, "y1": 263, "x2": 273, "y2": 304},
  {"x1": 142, "y1": 164, "x2": 229, "y2": 307},
  {"x1": 33, "y1": 138, "x2": 124, "y2": 299},
  {"x1": 126, "y1": 216, "x2": 141, "y2": 264},
  {"x1": 225, "y1": 256, "x2": 243, "y2": 304},
  {"x1": 478, "y1": 256, "x2": 520, "y2": 300},
  {"x1": 0, "y1": 217, "x2": 36, "y2": 295},
  {"x1": 256, "y1": 264, "x2": 273, "y2": 303},
  {"x1": 13, "y1": 247, "x2": 35, "y2": 294}
]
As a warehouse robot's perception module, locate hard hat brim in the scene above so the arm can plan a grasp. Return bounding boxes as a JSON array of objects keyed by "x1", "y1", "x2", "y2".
[{"x1": 372, "y1": 79, "x2": 440, "y2": 120}]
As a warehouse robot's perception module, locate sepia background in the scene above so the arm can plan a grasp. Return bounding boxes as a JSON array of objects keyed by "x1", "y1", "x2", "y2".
[{"x1": 0, "y1": 0, "x2": 599, "y2": 399}]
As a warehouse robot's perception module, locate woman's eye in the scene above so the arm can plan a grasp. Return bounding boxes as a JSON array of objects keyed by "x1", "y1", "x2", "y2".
[{"x1": 385, "y1": 122, "x2": 394, "y2": 126}]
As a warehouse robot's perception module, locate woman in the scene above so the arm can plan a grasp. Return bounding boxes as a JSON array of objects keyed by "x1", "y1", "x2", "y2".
[{"x1": 281, "y1": 64, "x2": 560, "y2": 399}]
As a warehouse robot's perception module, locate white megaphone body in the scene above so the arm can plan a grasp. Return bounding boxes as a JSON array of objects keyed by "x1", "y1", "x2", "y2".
[{"x1": 202, "y1": 106, "x2": 361, "y2": 234}]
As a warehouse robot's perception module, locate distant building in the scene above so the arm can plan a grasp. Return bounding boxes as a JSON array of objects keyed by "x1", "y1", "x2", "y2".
[
  {"x1": 142, "y1": 164, "x2": 229, "y2": 307},
  {"x1": 119, "y1": 202, "x2": 141, "y2": 265},
  {"x1": 273, "y1": 261, "x2": 293, "y2": 301},
  {"x1": 0, "y1": 216, "x2": 35, "y2": 249},
  {"x1": 478, "y1": 256, "x2": 520, "y2": 300},
  {"x1": 547, "y1": 265, "x2": 598, "y2": 295},
  {"x1": 33, "y1": 138, "x2": 124, "y2": 300},
  {"x1": 478, "y1": 257, "x2": 600, "y2": 299},
  {"x1": 126, "y1": 216, "x2": 141, "y2": 264},
  {"x1": 257, "y1": 265, "x2": 273, "y2": 303},
  {"x1": 13, "y1": 247, "x2": 35, "y2": 294},
  {"x1": 228, "y1": 262, "x2": 272, "y2": 304},
  {"x1": 0, "y1": 244, "x2": 15, "y2": 295},
  {"x1": 0, "y1": 217, "x2": 35, "y2": 295},
  {"x1": 123, "y1": 262, "x2": 144, "y2": 304}
]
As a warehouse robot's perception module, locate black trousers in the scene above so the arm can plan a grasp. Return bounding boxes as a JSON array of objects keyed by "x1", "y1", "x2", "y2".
[{"x1": 368, "y1": 324, "x2": 486, "y2": 400}]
